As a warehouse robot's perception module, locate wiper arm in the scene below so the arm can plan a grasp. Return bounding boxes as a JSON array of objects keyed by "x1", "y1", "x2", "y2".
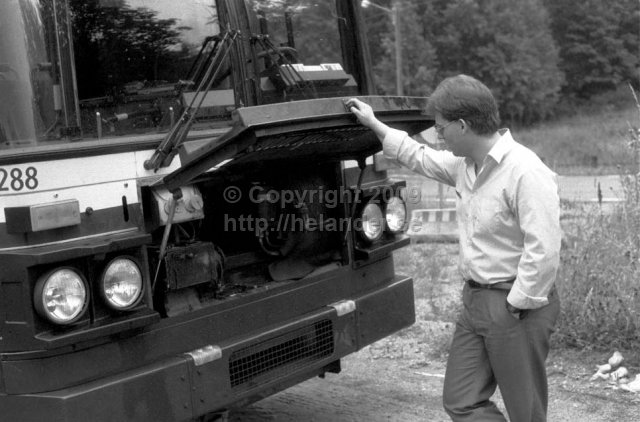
[
  {"x1": 144, "y1": 30, "x2": 239, "y2": 172},
  {"x1": 254, "y1": 35, "x2": 318, "y2": 100}
]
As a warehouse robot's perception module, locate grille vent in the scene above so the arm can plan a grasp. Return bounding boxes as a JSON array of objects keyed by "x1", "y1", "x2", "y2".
[
  {"x1": 229, "y1": 319, "x2": 334, "y2": 389},
  {"x1": 253, "y1": 127, "x2": 367, "y2": 152}
]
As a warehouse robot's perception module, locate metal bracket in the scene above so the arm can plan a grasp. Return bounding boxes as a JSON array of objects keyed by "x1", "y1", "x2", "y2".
[{"x1": 328, "y1": 299, "x2": 356, "y2": 317}]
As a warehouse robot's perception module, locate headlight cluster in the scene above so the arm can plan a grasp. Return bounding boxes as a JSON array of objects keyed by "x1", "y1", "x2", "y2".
[
  {"x1": 34, "y1": 257, "x2": 143, "y2": 325},
  {"x1": 358, "y1": 195, "x2": 407, "y2": 243}
]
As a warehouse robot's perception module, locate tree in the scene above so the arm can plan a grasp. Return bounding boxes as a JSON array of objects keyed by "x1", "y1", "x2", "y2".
[
  {"x1": 543, "y1": 0, "x2": 640, "y2": 98},
  {"x1": 423, "y1": 0, "x2": 564, "y2": 124},
  {"x1": 372, "y1": 0, "x2": 438, "y2": 96},
  {"x1": 70, "y1": 0, "x2": 191, "y2": 99}
]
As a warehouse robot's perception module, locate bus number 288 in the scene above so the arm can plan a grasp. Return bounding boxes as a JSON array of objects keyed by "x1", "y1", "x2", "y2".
[{"x1": 0, "y1": 167, "x2": 39, "y2": 191}]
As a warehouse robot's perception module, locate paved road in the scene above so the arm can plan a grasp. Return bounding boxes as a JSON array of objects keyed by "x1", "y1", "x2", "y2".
[
  {"x1": 396, "y1": 173, "x2": 624, "y2": 209},
  {"x1": 557, "y1": 174, "x2": 623, "y2": 202}
]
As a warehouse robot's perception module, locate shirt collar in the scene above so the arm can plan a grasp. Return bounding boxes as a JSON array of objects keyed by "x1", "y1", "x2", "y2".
[
  {"x1": 486, "y1": 128, "x2": 514, "y2": 164},
  {"x1": 464, "y1": 129, "x2": 515, "y2": 168}
]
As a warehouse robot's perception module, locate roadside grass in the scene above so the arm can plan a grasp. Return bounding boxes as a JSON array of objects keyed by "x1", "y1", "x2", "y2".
[
  {"x1": 557, "y1": 203, "x2": 640, "y2": 350},
  {"x1": 391, "y1": 244, "x2": 460, "y2": 359},
  {"x1": 554, "y1": 88, "x2": 640, "y2": 350},
  {"x1": 512, "y1": 94, "x2": 637, "y2": 174},
  {"x1": 393, "y1": 243, "x2": 460, "y2": 321}
]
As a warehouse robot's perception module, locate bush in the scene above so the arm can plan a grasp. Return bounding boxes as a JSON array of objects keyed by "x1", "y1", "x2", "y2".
[{"x1": 555, "y1": 86, "x2": 640, "y2": 349}]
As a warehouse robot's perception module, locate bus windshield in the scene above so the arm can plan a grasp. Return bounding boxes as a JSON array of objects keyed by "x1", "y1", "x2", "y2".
[
  {"x1": 0, "y1": 0, "x2": 362, "y2": 149},
  {"x1": 0, "y1": 0, "x2": 58, "y2": 148},
  {"x1": 249, "y1": 0, "x2": 358, "y2": 104}
]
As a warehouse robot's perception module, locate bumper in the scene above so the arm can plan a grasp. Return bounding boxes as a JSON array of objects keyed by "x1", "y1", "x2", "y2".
[{"x1": 0, "y1": 276, "x2": 414, "y2": 422}]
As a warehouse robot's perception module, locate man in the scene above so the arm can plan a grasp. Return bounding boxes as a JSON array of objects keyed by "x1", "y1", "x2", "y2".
[{"x1": 346, "y1": 74, "x2": 561, "y2": 422}]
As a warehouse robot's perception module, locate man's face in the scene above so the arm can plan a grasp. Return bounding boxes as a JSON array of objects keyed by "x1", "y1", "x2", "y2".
[{"x1": 434, "y1": 113, "x2": 466, "y2": 156}]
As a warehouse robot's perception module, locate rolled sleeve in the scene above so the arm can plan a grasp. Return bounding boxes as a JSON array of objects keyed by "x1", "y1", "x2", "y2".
[{"x1": 507, "y1": 168, "x2": 561, "y2": 309}]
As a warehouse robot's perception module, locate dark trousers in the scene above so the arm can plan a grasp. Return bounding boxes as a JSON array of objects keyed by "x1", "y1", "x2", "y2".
[{"x1": 443, "y1": 283, "x2": 560, "y2": 422}]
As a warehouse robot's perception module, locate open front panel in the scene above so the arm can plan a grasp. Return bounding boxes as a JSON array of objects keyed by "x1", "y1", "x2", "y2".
[{"x1": 165, "y1": 96, "x2": 430, "y2": 190}]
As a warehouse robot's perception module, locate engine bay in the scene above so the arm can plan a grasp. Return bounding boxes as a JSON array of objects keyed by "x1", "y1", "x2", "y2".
[{"x1": 144, "y1": 161, "x2": 346, "y2": 317}]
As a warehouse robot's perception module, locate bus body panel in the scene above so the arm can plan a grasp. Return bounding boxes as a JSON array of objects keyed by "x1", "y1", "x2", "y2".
[{"x1": 0, "y1": 275, "x2": 414, "y2": 422}]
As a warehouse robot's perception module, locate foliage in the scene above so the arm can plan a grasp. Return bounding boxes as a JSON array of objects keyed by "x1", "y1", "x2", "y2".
[
  {"x1": 543, "y1": 0, "x2": 640, "y2": 99},
  {"x1": 364, "y1": 0, "x2": 639, "y2": 126},
  {"x1": 368, "y1": 0, "x2": 438, "y2": 96},
  {"x1": 366, "y1": 0, "x2": 564, "y2": 125},
  {"x1": 432, "y1": 0, "x2": 563, "y2": 124},
  {"x1": 556, "y1": 206, "x2": 640, "y2": 350},
  {"x1": 70, "y1": 0, "x2": 192, "y2": 98},
  {"x1": 554, "y1": 87, "x2": 640, "y2": 350},
  {"x1": 290, "y1": 2, "x2": 342, "y2": 65}
]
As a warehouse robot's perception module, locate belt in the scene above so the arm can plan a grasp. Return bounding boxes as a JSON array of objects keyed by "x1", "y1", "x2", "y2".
[{"x1": 466, "y1": 278, "x2": 515, "y2": 290}]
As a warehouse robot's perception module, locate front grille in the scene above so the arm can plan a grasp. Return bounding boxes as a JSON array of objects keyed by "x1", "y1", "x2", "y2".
[
  {"x1": 229, "y1": 319, "x2": 334, "y2": 389},
  {"x1": 253, "y1": 127, "x2": 367, "y2": 152}
]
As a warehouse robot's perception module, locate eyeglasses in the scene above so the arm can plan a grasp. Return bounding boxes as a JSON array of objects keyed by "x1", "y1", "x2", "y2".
[{"x1": 434, "y1": 120, "x2": 458, "y2": 139}]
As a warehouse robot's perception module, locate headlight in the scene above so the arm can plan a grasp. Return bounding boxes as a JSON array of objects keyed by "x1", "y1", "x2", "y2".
[
  {"x1": 34, "y1": 268, "x2": 88, "y2": 325},
  {"x1": 385, "y1": 196, "x2": 407, "y2": 233},
  {"x1": 101, "y1": 257, "x2": 143, "y2": 310},
  {"x1": 360, "y1": 201, "x2": 384, "y2": 242}
]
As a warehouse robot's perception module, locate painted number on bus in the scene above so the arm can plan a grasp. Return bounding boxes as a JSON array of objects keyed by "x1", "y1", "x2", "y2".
[{"x1": 0, "y1": 167, "x2": 39, "y2": 192}]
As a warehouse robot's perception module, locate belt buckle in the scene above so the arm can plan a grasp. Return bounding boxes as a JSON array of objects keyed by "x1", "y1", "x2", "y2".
[{"x1": 466, "y1": 279, "x2": 483, "y2": 289}]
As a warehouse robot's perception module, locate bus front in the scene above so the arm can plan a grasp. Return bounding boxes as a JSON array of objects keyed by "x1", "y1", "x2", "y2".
[{"x1": 0, "y1": 1, "x2": 431, "y2": 420}]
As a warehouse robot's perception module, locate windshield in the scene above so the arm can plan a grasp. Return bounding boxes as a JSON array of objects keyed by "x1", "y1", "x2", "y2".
[
  {"x1": 0, "y1": 0, "x2": 58, "y2": 147},
  {"x1": 249, "y1": 0, "x2": 358, "y2": 104},
  {"x1": 0, "y1": 0, "x2": 365, "y2": 149},
  {"x1": 72, "y1": 0, "x2": 222, "y2": 138}
]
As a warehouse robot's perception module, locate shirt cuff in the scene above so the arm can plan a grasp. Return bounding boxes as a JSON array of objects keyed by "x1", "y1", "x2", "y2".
[
  {"x1": 507, "y1": 284, "x2": 550, "y2": 310},
  {"x1": 382, "y1": 128, "x2": 409, "y2": 160}
]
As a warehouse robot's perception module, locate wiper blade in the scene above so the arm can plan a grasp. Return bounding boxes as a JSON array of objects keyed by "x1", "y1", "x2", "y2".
[{"x1": 144, "y1": 30, "x2": 239, "y2": 172}]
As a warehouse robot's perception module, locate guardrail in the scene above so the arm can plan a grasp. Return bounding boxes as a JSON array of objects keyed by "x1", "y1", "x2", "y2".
[{"x1": 406, "y1": 208, "x2": 458, "y2": 243}]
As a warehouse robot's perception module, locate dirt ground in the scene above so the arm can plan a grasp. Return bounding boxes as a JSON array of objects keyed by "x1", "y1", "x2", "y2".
[
  {"x1": 229, "y1": 243, "x2": 639, "y2": 421},
  {"x1": 228, "y1": 326, "x2": 639, "y2": 421}
]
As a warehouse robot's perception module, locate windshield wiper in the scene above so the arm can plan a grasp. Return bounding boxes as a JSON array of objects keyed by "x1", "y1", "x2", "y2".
[
  {"x1": 144, "y1": 30, "x2": 239, "y2": 172},
  {"x1": 253, "y1": 35, "x2": 318, "y2": 100}
]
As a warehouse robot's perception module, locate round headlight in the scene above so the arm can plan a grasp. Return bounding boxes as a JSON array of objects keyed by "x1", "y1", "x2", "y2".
[
  {"x1": 385, "y1": 196, "x2": 407, "y2": 233},
  {"x1": 34, "y1": 268, "x2": 88, "y2": 325},
  {"x1": 101, "y1": 257, "x2": 143, "y2": 310},
  {"x1": 360, "y1": 202, "x2": 384, "y2": 242}
]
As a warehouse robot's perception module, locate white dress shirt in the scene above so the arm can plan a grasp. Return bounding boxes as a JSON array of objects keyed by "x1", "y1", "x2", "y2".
[{"x1": 383, "y1": 128, "x2": 560, "y2": 310}]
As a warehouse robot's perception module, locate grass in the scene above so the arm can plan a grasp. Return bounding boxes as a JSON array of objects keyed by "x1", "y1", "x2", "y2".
[
  {"x1": 557, "y1": 204, "x2": 640, "y2": 349},
  {"x1": 512, "y1": 90, "x2": 638, "y2": 174},
  {"x1": 553, "y1": 87, "x2": 640, "y2": 350},
  {"x1": 391, "y1": 243, "x2": 460, "y2": 359},
  {"x1": 393, "y1": 243, "x2": 461, "y2": 321}
]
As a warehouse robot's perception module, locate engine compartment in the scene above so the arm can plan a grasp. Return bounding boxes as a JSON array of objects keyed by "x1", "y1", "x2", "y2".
[{"x1": 144, "y1": 161, "x2": 346, "y2": 317}]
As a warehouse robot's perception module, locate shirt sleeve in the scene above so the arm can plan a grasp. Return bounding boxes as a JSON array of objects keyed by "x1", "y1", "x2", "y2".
[
  {"x1": 507, "y1": 167, "x2": 561, "y2": 309},
  {"x1": 382, "y1": 128, "x2": 461, "y2": 187}
]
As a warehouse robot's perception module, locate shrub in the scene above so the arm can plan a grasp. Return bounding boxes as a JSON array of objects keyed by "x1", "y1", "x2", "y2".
[{"x1": 555, "y1": 85, "x2": 640, "y2": 349}]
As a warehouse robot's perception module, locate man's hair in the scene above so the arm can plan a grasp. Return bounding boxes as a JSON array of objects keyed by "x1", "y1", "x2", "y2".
[{"x1": 426, "y1": 74, "x2": 500, "y2": 135}]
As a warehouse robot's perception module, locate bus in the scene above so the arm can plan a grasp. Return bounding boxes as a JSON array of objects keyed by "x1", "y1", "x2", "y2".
[{"x1": 0, "y1": 0, "x2": 431, "y2": 420}]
